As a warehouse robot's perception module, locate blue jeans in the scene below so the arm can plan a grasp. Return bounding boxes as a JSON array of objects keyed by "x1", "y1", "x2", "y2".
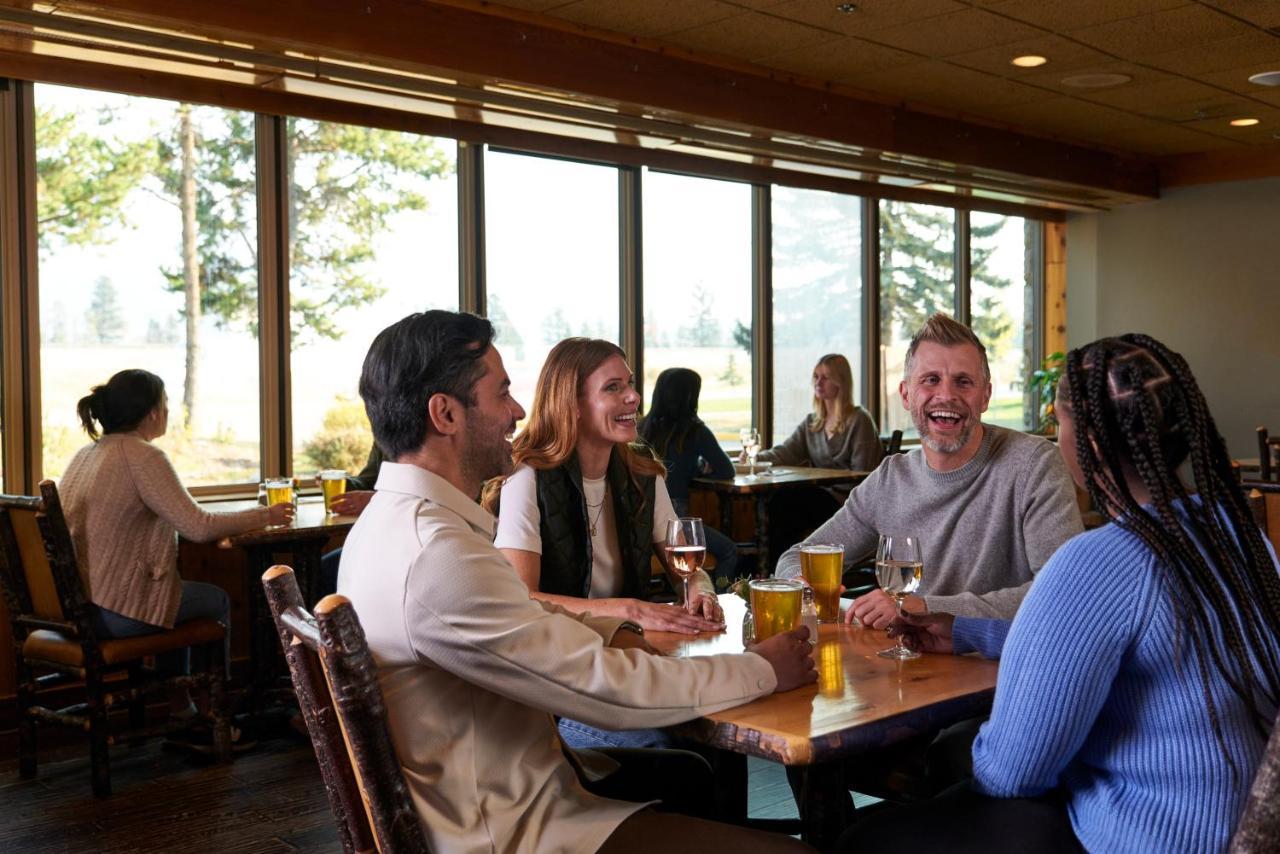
[
  {"x1": 91, "y1": 580, "x2": 230, "y2": 678},
  {"x1": 558, "y1": 717, "x2": 680, "y2": 750},
  {"x1": 672, "y1": 499, "x2": 739, "y2": 587}
]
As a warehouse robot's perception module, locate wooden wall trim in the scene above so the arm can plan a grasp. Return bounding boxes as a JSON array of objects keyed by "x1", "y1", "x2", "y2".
[
  {"x1": 39, "y1": 0, "x2": 1159, "y2": 199},
  {"x1": 1159, "y1": 148, "x2": 1280, "y2": 189},
  {"x1": 1044, "y1": 221, "x2": 1067, "y2": 359}
]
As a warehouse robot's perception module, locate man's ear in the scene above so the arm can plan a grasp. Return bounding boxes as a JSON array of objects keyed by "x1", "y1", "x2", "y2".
[
  {"x1": 427, "y1": 393, "x2": 462, "y2": 436},
  {"x1": 898, "y1": 379, "x2": 910, "y2": 410}
]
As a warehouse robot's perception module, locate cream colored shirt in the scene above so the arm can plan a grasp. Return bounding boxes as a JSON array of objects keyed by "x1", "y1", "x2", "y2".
[{"x1": 338, "y1": 462, "x2": 775, "y2": 854}]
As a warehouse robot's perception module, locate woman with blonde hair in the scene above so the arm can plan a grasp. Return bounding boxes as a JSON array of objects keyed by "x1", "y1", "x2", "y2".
[
  {"x1": 493, "y1": 338, "x2": 723, "y2": 635},
  {"x1": 757, "y1": 353, "x2": 883, "y2": 471}
]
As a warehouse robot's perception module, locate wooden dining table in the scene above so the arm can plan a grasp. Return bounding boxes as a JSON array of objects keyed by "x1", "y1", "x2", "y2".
[
  {"x1": 691, "y1": 466, "x2": 869, "y2": 575},
  {"x1": 215, "y1": 497, "x2": 356, "y2": 716},
  {"x1": 647, "y1": 594, "x2": 999, "y2": 847}
]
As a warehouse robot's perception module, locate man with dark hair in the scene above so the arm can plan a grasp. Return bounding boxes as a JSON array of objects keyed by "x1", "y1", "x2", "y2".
[
  {"x1": 776, "y1": 313, "x2": 1082, "y2": 625},
  {"x1": 338, "y1": 310, "x2": 816, "y2": 853}
]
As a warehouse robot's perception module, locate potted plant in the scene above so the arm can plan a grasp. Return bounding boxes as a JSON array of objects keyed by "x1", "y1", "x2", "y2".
[{"x1": 1029, "y1": 352, "x2": 1065, "y2": 435}]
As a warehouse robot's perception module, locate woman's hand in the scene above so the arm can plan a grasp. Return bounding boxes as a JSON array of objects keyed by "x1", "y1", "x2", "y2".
[
  {"x1": 266, "y1": 501, "x2": 295, "y2": 527},
  {"x1": 846, "y1": 589, "x2": 925, "y2": 629},
  {"x1": 686, "y1": 591, "x2": 725, "y2": 625},
  {"x1": 885, "y1": 611, "x2": 956, "y2": 655},
  {"x1": 626, "y1": 599, "x2": 725, "y2": 634}
]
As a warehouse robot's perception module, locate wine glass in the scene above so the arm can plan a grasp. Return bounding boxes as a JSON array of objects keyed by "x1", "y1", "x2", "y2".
[
  {"x1": 739, "y1": 427, "x2": 760, "y2": 476},
  {"x1": 875, "y1": 534, "x2": 923, "y2": 660},
  {"x1": 666, "y1": 517, "x2": 706, "y2": 612}
]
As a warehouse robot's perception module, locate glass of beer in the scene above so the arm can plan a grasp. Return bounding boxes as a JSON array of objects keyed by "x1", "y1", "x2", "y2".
[
  {"x1": 800, "y1": 543, "x2": 844, "y2": 623},
  {"x1": 264, "y1": 478, "x2": 294, "y2": 528},
  {"x1": 875, "y1": 534, "x2": 923, "y2": 660},
  {"x1": 749, "y1": 578, "x2": 804, "y2": 643},
  {"x1": 319, "y1": 470, "x2": 347, "y2": 515}
]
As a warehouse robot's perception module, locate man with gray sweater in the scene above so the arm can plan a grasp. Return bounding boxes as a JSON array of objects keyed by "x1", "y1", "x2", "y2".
[{"x1": 776, "y1": 314, "x2": 1082, "y2": 628}]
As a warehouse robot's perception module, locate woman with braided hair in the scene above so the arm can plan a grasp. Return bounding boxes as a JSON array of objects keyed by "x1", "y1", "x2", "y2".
[{"x1": 840, "y1": 334, "x2": 1280, "y2": 853}]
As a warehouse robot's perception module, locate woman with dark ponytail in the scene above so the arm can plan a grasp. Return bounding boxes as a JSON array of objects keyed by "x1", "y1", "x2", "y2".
[
  {"x1": 845, "y1": 335, "x2": 1280, "y2": 853},
  {"x1": 61, "y1": 370, "x2": 294, "y2": 721}
]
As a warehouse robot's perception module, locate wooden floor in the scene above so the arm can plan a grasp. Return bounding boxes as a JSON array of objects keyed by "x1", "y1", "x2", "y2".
[{"x1": 0, "y1": 732, "x2": 857, "y2": 852}]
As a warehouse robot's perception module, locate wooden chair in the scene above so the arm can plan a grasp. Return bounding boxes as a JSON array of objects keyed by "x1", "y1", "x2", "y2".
[
  {"x1": 1257, "y1": 427, "x2": 1277, "y2": 482},
  {"x1": 262, "y1": 565, "x2": 428, "y2": 854},
  {"x1": 1247, "y1": 484, "x2": 1280, "y2": 556},
  {"x1": 0, "y1": 480, "x2": 230, "y2": 797}
]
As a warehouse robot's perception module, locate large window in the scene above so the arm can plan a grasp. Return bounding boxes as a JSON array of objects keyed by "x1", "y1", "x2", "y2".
[
  {"x1": 288, "y1": 120, "x2": 457, "y2": 477},
  {"x1": 771, "y1": 187, "x2": 864, "y2": 441},
  {"x1": 878, "y1": 201, "x2": 956, "y2": 436},
  {"x1": 643, "y1": 171, "x2": 753, "y2": 445},
  {"x1": 485, "y1": 151, "x2": 619, "y2": 411},
  {"x1": 971, "y1": 213, "x2": 1033, "y2": 430},
  {"x1": 36, "y1": 84, "x2": 260, "y2": 484}
]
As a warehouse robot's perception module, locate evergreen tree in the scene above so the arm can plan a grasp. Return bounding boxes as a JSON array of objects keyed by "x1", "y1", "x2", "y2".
[{"x1": 84, "y1": 277, "x2": 126, "y2": 344}]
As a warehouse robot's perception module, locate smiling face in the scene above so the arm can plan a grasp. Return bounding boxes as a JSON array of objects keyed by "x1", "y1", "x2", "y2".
[
  {"x1": 577, "y1": 354, "x2": 640, "y2": 448},
  {"x1": 899, "y1": 341, "x2": 992, "y2": 464},
  {"x1": 460, "y1": 346, "x2": 525, "y2": 484}
]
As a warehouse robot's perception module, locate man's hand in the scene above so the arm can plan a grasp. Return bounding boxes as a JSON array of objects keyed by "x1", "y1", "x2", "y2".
[
  {"x1": 886, "y1": 611, "x2": 956, "y2": 655},
  {"x1": 846, "y1": 589, "x2": 925, "y2": 629},
  {"x1": 626, "y1": 599, "x2": 725, "y2": 634},
  {"x1": 609, "y1": 627, "x2": 659, "y2": 655},
  {"x1": 330, "y1": 490, "x2": 374, "y2": 517},
  {"x1": 748, "y1": 627, "x2": 817, "y2": 693}
]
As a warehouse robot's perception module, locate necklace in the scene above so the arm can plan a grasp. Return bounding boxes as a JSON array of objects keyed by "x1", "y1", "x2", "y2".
[{"x1": 586, "y1": 487, "x2": 607, "y2": 537}]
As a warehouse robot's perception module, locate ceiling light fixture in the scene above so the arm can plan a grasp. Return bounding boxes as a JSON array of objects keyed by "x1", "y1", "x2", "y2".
[
  {"x1": 1229, "y1": 117, "x2": 1260, "y2": 127},
  {"x1": 1061, "y1": 72, "x2": 1132, "y2": 89},
  {"x1": 1248, "y1": 71, "x2": 1280, "y2": 87},
  {"x1": 1011, "y1": 55, "x2": 1047, "y2": 68},
  {"x1": 836, "y1": 3, "x2": 857, "y2": 13}
]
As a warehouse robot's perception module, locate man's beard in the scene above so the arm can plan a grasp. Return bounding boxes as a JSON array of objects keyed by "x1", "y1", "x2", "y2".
[
  {"x1": 911, "y1": 406, "x2": 974, "y2": 455},
  {"x1": 461, "y1": 410, "x2": 515, "y2": 486}
]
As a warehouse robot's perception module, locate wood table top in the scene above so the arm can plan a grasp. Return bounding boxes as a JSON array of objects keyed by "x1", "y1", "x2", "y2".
[
  {"x1": 646, "y1": 595, "x2": 998, "y2": 766},
  {"x1": 217, "y1": 498, "x2": 356, "y2": 548},
  {"x1": 692, "y1": 465, "x2": 869, "y2": 495}
]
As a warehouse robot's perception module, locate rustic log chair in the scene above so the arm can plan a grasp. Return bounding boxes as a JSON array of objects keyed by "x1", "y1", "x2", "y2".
[
  {"x1": 261, "y1": 565, "x2": 428, "y2": 854},
  {"x1": 0, "y1": 480, "x2": 230, "y2": 797},
  {"x1": 1246, "y1": 483, "x2": 1280, "y2": 556},
  {"x1": 1257, "y1": 427, "x2": 1277, "y2": 482}
]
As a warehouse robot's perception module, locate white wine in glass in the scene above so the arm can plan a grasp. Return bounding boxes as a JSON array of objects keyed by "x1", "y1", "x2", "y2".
[
  {"x1": 666, "y1": 517, "x2": 706, "y2": 612},
  {"x1": 875, "y1": 534, "x2": 923, "y2": 660},
  {"x1": 739, "y1": 427, "x2": 761, "y2": 476}
]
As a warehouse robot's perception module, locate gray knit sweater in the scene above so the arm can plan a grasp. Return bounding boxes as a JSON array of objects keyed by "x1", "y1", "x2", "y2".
[{"x1": 775, "y1": 424, "x2": 1083, "y2": 618}]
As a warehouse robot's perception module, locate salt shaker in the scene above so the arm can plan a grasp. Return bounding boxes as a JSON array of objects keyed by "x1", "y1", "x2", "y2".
[{"x1": 801, "y1": 586, "x2": 819, "y2": 646}]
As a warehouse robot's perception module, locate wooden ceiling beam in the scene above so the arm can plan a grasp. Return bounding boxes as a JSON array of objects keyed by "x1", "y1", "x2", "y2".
[{"x1": 44, "y1": 0, "x2": 1159, "y2": 199}]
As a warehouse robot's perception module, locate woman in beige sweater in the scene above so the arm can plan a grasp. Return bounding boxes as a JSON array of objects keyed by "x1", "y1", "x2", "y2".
[{"x1": 60, "y1": 370, "x2": 293, "y2": 690}]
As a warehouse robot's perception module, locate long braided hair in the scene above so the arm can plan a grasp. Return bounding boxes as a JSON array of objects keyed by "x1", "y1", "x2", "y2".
[{"x1": 1063, "y1": 335, "x2": 1280, "y2": 757}]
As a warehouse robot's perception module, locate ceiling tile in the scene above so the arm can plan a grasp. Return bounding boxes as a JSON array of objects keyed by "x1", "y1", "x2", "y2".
[
  {"x1": 1196, "y1": 61, "x2": 1280, "y2": 96},
  {"x1": 1141, "y1": 30, "x2": 1280, "y2": 74},
  {"x1": 980, "y1": 96, "x2": 1154, "y2": 138},
  {"x1": 761, "y1": 36, "x2": 919, "y2": 83},
  {"x1": 1077, "y1": 76, "x2": 1226, "y2": 111},
  {"x1": 1181, "y1": 104, "x2": 1280, "y2": 140},
  {"x1": 662, "y1": 11, "x2": 838, "y2": 60},
  {"x1": 552, "y1": 0, "x2": 739, "y2": 39},
  {"x1": 1015, "y1": 61, "x2": 1165, "y2": 95},
  {"x1": 916, "y1": 72, "x2": 1055, "y2": 113},
  {"x1": 981, "y1": 0, "x2": 1192, "y2": 31},
  {"x1": 1133, "y1": 94, "x2": 1268, "y2": 122},
  {"x1": 946, "y1": 34, "x2": 1113, "y2": 78},
  {"x1": 765, "y1": 0, "x2": 967, "y2": 37},
  {"x1": 858, "y1": 7, "x2": 1043, "y2": 57},
  {"x1": 1068, "y1": 4, "x2": 1249, "y2": 57},
  {"x1": 1197, "y1": 0, "x2": 1280, "y2": 29}
]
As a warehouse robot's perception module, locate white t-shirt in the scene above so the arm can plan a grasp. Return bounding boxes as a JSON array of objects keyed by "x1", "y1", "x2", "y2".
[{"x1": 495, "y1": 463, "x2": 678, "y2": 599}]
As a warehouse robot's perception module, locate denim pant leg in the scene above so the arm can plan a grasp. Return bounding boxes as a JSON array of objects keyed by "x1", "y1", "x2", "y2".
[
  {"x1": 315, "y1": 547, "x2": 342, "y2": 603},
  {"x1": 558, "y1": 718, "x2": 679, "y2": 750},
  {"x1": 171, "y1": 581, "x2": 231, "y2": 678}
]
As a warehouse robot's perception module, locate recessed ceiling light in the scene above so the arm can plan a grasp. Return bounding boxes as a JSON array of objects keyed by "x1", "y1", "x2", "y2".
[
  {"x1": 1011, "y1": 55, "x2": 1048, "y2": 68},
  {"x1": 1230, "y1": 117, "x2": 1260, "y2": 127},
  {"x1": 835, "y1": 3, "x2": 857, "y2": 13},
  {"x1": 1061, "y1": 72, "x2": 1132, "y2": 89},
  {"x1": 1248, "y1": 71, "x2": 1280, "y2": 87}
]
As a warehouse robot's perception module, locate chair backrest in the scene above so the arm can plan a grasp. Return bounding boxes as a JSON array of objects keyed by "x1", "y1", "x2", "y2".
[
  {"x1": 884, "y1": 430, "x2": 904, "y2": 456},
  {"x1": 262, "y1": 566, "x2": 428, "y2": 854},
  {"x1": 1247, "y1": 486, "x2": 1280, "y2": 557},
  {"x1": 1258, "y1": 427, "x2": 1273, "y2": 482},
  {"x1": 1231, "y1": 709, "x2": 1280, "y2": 852},
  {"x1": 0, "y1": 481, "x2": 93, "y2": 640}
]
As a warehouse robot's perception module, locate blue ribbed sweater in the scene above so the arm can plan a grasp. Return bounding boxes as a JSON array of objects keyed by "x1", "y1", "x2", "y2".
[{"x1": 954, "y1": 511, "x2": 1279, "y2": 853}]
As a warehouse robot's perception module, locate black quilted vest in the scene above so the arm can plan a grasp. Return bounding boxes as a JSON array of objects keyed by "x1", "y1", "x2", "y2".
[{"x1": 534, "y1": 450, "x2": 656, "y2": 600}]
